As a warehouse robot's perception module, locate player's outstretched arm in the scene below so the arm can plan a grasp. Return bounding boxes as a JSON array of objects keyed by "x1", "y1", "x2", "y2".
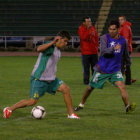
[{"x1": 37, "y1": 36, "x2": 61, "y2": 52}]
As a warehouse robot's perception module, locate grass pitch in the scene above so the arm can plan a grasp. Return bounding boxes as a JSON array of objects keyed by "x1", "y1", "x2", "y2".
[{"x1": 0, "y1": 56, "x2": 140, "y2": 140}]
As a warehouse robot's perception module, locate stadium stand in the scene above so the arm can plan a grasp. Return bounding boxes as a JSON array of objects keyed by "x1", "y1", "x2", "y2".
[
  {"x1": 0, "y1": 0, "x2": 139, "y2": 48},
  {"x1": 0, "y1": 0, "x2": 102, "y2": 36},
  {"x1": 103, "y1": 0, "x2": 140, "y2": 36},
  {"x1": 95, "y1": 0, "x2": 113, "y2": 36}
]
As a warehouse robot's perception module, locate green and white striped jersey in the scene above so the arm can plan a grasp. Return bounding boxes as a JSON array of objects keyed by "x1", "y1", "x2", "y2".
[{"x1": 31, "y1": 43, "x2": 61, "y2": 81}]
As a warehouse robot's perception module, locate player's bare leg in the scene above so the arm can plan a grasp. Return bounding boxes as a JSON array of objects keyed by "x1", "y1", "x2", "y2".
[
  {"x1": 75, "y1": 85, "x2": 93, "y2": 111},
  {"x1": 58, "y1": 84, "x2": 79, "y2": 119},
  {"x1": 3, "y1": 99, "x2": 38, "y2": 118},
  {"x1": 115, "y1": 81, "x2": 129, "y2": 106},
  {"x1": 8, "y1": 98, "x2": 38, "y2": 111},
  {"x1": 81, "y1": 85, "x2": 93, "y2": 104},
  {"x1": 115, "y1": 81, "x2": 136, "y2": 113}
]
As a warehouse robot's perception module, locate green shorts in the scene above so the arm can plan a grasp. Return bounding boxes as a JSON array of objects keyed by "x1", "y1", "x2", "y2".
[
  {"x1": 30, "y1": 76, "x2": 64, "y2": 99},
  {"x1": 89, "y1": 71, "x2": 124, "y2": 89}
]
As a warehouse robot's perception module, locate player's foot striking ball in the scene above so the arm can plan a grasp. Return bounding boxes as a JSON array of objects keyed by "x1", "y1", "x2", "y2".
[{"x1": 3, "y1": 31, "x2": 79, "y2": 119}]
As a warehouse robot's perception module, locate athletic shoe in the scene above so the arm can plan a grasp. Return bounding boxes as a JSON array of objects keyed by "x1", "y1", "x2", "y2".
[
  {"x1": 3, "y1": 107, "x2": 12, "y2": 118},
  {"x1": 126, "y1": 103, "x2": 136, "y2": 113},
  {"x1": 68, "y1": 113, "x2": 80, "y2": 119},
  {"x1": 131, "y1": 79, "x2": 136, "y2": 83},
  {"x1": 74, "y1": 106, "x2": 84, "y2": 111}
]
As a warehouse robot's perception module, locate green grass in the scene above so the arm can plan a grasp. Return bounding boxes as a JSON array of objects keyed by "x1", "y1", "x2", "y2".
[{"x1": 0, "y1": 56, "x2": 140, "y2": 140}]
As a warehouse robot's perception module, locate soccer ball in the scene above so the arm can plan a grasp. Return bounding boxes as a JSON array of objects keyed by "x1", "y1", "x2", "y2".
[{"x1": 31, "y1": 106, "x2": 46, "y2": 119}]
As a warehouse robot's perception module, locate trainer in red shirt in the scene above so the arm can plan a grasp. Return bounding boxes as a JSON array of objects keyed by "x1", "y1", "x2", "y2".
[
  {"x1": 119, "y1": 15, "x2": 136, "y2": 85},
  {"x1": 119, "y1": 16, "x2": 132, "y2": 52},
  {"x1": 78, "y1": 16, "x2": 99, "y2": 84}
]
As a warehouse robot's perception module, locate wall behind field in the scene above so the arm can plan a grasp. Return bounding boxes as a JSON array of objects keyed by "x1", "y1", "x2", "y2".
[
  {"x1": 0, "y1": 0, "x2": 140, "y2": 36},
  {"x1": 103, "y1": 0, "x2": 140, "y2": 36},
  {"x1": 0, "y1": 0, "x2": 102, "y2": 36}
]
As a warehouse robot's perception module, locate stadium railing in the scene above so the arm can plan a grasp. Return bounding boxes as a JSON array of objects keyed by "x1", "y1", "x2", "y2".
[{"x1": 0, "y1": 36, "x2": 140, "y2": 50}]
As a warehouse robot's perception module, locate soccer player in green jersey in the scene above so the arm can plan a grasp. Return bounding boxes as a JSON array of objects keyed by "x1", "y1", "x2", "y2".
[{"x1": 3, "y1": 31, "x2": 79, "y2": 119}]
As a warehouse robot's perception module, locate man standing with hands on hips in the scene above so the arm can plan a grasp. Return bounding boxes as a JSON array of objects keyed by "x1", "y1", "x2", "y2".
[{"x1": 78, "y1": 16, "x2": 99, "y2": 85}]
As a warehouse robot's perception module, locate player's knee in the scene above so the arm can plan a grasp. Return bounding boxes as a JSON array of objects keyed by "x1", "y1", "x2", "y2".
[
  {"x1": 87, "y1": 85, "x2": 93, "y2": 92},
  {"x1": 29, "y1": 99, "x2": 38, "y2": 106},
  {"x1": 121, "y1": 85, "x2": 126, "y2": 91},
  {"x1": 118, "y1": 83, "x2": 126, "y2": 91},
  {"x1": 59, "y1": 84, "x2": 70, "y2": 94}
]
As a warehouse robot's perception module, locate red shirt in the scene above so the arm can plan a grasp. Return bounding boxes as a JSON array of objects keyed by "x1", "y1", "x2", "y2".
[
  {"x1": 119, "y1": 21, "x2": 132, "y2": 52},
  {"x1": 78, "y1": 24, "x2": 99, "y2": 55}
]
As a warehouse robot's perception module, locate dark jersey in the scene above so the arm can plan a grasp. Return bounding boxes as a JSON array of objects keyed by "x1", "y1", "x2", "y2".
[{"x1": 94, "y1": 34, "x2": 131, "y2": 74}]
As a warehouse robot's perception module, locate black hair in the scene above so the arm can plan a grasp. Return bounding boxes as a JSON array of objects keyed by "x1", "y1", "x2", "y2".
[
  {"x1": 57, "y1": 30, "x2": 71, "y2": 40},
  {"x1": 109, "y1": 20, "x2": 120, "y2": 28},
  {"x1": 82, "y1": 16, "x2": 91, "y2": 22}
]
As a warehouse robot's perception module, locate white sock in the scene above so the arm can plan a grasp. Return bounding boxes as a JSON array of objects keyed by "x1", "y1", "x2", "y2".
[
  {"x1": 69, "y1": 113, "x2": 78, "y2": 116},
  {"x1": 126, "y1": 104, "x2": 130, "y2": 109},
  {"x1": 79, "y1": 103, "x2": 84, "y2": 107}
]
